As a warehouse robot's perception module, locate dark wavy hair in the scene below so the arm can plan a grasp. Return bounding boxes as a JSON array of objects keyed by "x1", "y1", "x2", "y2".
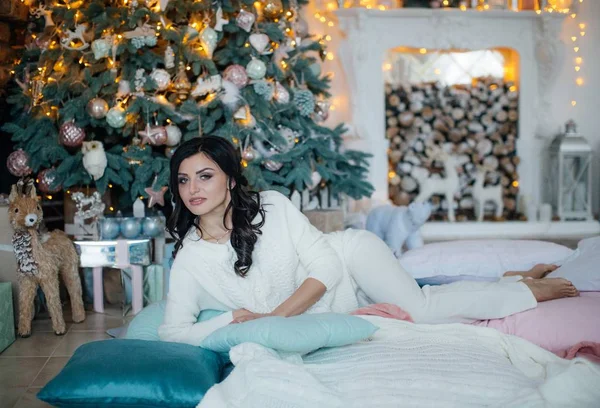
[{"x1": 167, "y1": 136, "x2": 265, "y2": 277}]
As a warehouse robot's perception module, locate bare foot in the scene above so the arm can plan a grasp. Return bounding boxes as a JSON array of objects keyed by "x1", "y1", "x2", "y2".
[
  {"x1": 504, "y1": 264, "x2": 559, "y2": 280},
  {"x1": 522, "y1": 278, "x2": 579, "y2": 302}
]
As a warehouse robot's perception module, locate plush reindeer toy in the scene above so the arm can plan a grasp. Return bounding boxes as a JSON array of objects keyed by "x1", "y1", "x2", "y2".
[{"x1": 8, "y1": 180, "x2": 85, "y2": 337}]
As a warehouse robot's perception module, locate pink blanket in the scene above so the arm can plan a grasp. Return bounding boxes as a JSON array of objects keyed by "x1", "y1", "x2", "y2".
[{"x1": 352, "y1": 297, "x2": 600, "y2": 362}]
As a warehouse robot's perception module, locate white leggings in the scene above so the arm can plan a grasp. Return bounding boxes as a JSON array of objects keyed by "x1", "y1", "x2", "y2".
[{"x1": 341, "y1": 230, "x2": 537, "y2": 324}]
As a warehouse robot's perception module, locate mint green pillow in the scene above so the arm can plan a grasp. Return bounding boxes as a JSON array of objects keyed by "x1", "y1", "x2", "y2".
[
  {"x1": 201, "y1": 313, "x2": 379, "y2": 354},
  {"x1": 125, "y1": 300, "x2": 224, "y2": 341},
  {"x1": 37, "y1": 339, "x2": 223, "y2": 408}
]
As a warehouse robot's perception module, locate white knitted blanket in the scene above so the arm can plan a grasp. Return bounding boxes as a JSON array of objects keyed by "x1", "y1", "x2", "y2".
[{"x1": 198, "y1": 317, "x2": 600, "y2": 408}]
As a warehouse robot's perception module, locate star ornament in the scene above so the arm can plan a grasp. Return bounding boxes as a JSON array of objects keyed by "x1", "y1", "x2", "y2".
[
  {"x1": 145, "y1": 186, "x2": 168, "y2": 208},
  {"x1": 214, "y1": 7, "x2": 229, "y2": 32}
]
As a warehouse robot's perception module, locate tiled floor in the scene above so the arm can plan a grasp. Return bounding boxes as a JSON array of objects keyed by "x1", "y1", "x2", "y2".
[{"x1": 0, "y1": 305, "x2": 132, "y2": 408}]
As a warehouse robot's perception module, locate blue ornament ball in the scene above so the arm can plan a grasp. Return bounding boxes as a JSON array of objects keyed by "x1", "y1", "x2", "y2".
[
  {"x1": 100, "y1": 218, "x2": 120, "y2": 240},
  {"x1": 142, "y1": 216, "x2": 164, "y2": 238},
  {"x1": 120, "y1": 217, "x2": 142, "y2": 239}
]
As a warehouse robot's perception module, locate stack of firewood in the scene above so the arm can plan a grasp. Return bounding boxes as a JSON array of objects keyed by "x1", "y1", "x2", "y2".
[{"x1": 385, "y1": 77, "x2": 521, "y2": 220}]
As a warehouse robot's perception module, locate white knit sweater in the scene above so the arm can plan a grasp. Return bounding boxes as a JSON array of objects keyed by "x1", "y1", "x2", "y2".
[{"x1": 158, "y1": 190, "x2": 360, "y2": 346}]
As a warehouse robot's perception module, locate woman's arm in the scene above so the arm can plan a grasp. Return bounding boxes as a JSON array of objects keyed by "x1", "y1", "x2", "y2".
[
  {"x1": 271, "y1": 278, "x2": 326, "y2": 317},
  {"x1": 276, "y1": 191, "x2": 344, "y2": 291},
  {"x1": 158, "y1": 266, "x2": 235, "y2": 345},
  {"x1": 233, "y1": 192, "x2": 343, "y2": 322}
]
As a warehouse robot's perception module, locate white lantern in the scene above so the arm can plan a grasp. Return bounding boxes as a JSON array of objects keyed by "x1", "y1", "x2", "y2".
[{"x1": 548, "y1": 120, "x2": 593, "y2": 221}]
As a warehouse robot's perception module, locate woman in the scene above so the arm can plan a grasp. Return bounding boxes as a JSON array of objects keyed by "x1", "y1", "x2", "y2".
[{"x1": 158, "y1": 136, "x2": 578, "y2": 345}]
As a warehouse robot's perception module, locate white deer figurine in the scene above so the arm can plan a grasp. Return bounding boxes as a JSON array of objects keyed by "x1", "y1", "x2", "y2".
[
  {"x1": 414, "y1": 145, "x2": 461, "y2": 222},
  {"x1": 472, "y1": 165, "x2": 504, "y2": 222},
  {"x1": 30, "y1": 4, "x2": 55, "y2": 29}
]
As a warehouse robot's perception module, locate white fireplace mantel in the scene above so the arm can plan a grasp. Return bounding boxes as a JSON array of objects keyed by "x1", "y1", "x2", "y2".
[
  {"x1": 336, "y1": 8, "x2": 565, "y2": 204},
  {"x1": 335, "y1": 8, "x2": 600, "y2": 238}
]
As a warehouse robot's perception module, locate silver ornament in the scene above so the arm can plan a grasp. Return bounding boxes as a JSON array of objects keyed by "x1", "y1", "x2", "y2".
[
  {"x1": 164, "y1": 45, "x2": 175, "y2": 69},
  {"x1": 142, "y1": 216, "x2": 165, "y2": 237},
  {"x1": 106, "y1": 106, "x2": 127, "y2": 128},
  {"x1": 120, "y1": 217, "x2": 142, "y2": 239},
  {"x1": 274, "y1": 82, "x2": 290, "y2": 104},
  {"x1": 313, "y1": 100, "x2": 330, "y2": 122},
  {"x1": 87, "y1": 98, "x2": 109, "y2": 119},
  {"x1": 264, "y1": 159, "x2": 282, "y2": 171},
  {"x1": 246, "y1": 58, "x2": 266, "y2": 80},
  {"x1": 72, "y1": 191, "x2": 105, "y2": 220},
  {"x1": 100, "y1": 217, "x2": 120, "y2": 239},
  {"x1": 200, "y1": 26, "x2": 218, "y2": 59},
  {"x1": 165, "y1": 124, "x2": 182, "y2": 146},
  {"x1": 60, "y1": 121, "x2": 86, "y2": 146},
  {"x1": 150, "y1": 68, "x2": 171, "y2": 91}
]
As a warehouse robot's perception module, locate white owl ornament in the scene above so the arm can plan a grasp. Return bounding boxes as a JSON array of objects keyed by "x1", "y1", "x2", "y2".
[{"x1": 82, "y1": 141, "x2": 108, "y2": 180}]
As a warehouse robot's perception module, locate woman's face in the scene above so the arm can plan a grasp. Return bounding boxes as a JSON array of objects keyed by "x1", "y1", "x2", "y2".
[{"x1": 177, "y1": 152, "x2": 232, "y2": 217}]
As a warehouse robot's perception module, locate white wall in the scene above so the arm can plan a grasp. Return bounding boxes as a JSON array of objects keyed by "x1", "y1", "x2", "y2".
[{"x1": 304, "y1": 1, "x2": 600, "y2": 214}]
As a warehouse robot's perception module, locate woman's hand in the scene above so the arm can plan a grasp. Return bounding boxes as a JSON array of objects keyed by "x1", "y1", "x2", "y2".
[
  {"x1": 231, "y1": 312, "x2": 273, "y2": 324},
  {"x1": 232, "y1": 308, "x2": 253, "y2": 320}
]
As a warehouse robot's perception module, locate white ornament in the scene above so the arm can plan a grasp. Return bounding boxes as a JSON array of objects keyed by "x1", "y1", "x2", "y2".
[
  {"x1": 164, "y1": 45, "x2": 175, "y2": 69},
  {"x1": 214, "y1": 7, "x2": 229, "y2": 31},
  {"x1": 249, "y1": 33, "x2": 270, "y2": 54},
  {"x1": 133, "y1": 198, "x2": 145, "y2": 218},
  {"x1": 91, "y1": 37, "x2": 112, "y2": 60},
  {"x1": 117, "y1": 80, "x2": 131, "y2": 97},
  {"x1": 236, "y1": 10, "x2": 255, "y2": 33},
  {"x1": 71, "y1": 191, "x2": 105, "y2": 220},
  {"x1": 82, "y1": 141, "x2": 108, "y2": 181},
  {"x1": 278, "y1": 126, "x2": 298, "y2": 150},
  {"x1": 30, "y1": 4, "x2": 54, "y2": 29},
  {"x1": 200, "y1": 26, "x2": 218, "y2": 59},
  {"x1": 191, "y1": 74, "x2": 222, "y2": 97},
  {"x1": 60, "y1": 24, "x2": 89, "y2": 51},
  {"x1": 135, "y1": 68, "x2": 146, "y2": 93},
  {"x1": 165, "y1": 125, "x2": 182, "y2": 146},
  {"x1": 106, "y1": 106, "x2": 127, "y2": 128},
  {"x1": 150, "y1": 68, "x2": 171, "y2": 91},
  {"x1": 309, "y1": 171, "x2": 322, "y2": 189},
  {"x1": 246, "y1": 58, "x2": 266, "y2": 80}
]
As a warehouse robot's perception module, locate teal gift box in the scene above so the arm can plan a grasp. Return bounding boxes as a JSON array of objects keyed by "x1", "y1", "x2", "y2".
[{"x1": 0, "y1": 282, "x2": 16, "y2": 353}]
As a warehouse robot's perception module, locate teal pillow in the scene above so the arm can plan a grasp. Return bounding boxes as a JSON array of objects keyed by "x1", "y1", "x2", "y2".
[
  {"x1": 200, "y1": 313, "x2": 379, "y2": 354},
  {"x1": 125, "y1": 300, "x2": 224, "y2": 341},
  {"x1": 37, "y1": 339, "x2": 223, "y2": 408}
]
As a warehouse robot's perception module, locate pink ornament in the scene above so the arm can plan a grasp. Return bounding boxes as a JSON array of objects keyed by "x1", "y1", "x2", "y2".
[
  {"x1": 236, "y1": 10, "x2": 255, "y2": 33},
  {"x1": 37, "y1": 168, "x2": 61, "y2": 193},
  {"x1": 7, "y1": 149, "x2": 32, "y2": 177},
  {"x1": 139, "y1": 125, "x2": 168, "y2": 146},
  {"x1": 223, "y1": 64, "x2": 248, "y2": 88},
  {"x1": 60, "y1": 121, "x2": 86, "y2": 147}
]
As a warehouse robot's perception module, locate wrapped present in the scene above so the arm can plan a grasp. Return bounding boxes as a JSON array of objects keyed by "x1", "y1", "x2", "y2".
[
  {"x1": 74, "y1": 239, "x2": 152, "y2": 268},
  {"x1": 303, "y1": 209, "x2": 345, "y2": 233},
  {"x1": 121, "y1": 264, "x2": 164, "y2": 307},
  {"x1": 0, "y1": 282, "x2": 15, "y2": 353}
]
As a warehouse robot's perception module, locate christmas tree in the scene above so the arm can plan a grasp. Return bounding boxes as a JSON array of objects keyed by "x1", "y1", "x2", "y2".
[{"x1": 3, "y1": 0, "x2": 373, "y2": 210}]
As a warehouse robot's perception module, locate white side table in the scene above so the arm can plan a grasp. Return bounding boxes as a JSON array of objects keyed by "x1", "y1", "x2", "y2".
[{"x1": 74, "y1": 239, "x2": 152, "y2": 315}]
